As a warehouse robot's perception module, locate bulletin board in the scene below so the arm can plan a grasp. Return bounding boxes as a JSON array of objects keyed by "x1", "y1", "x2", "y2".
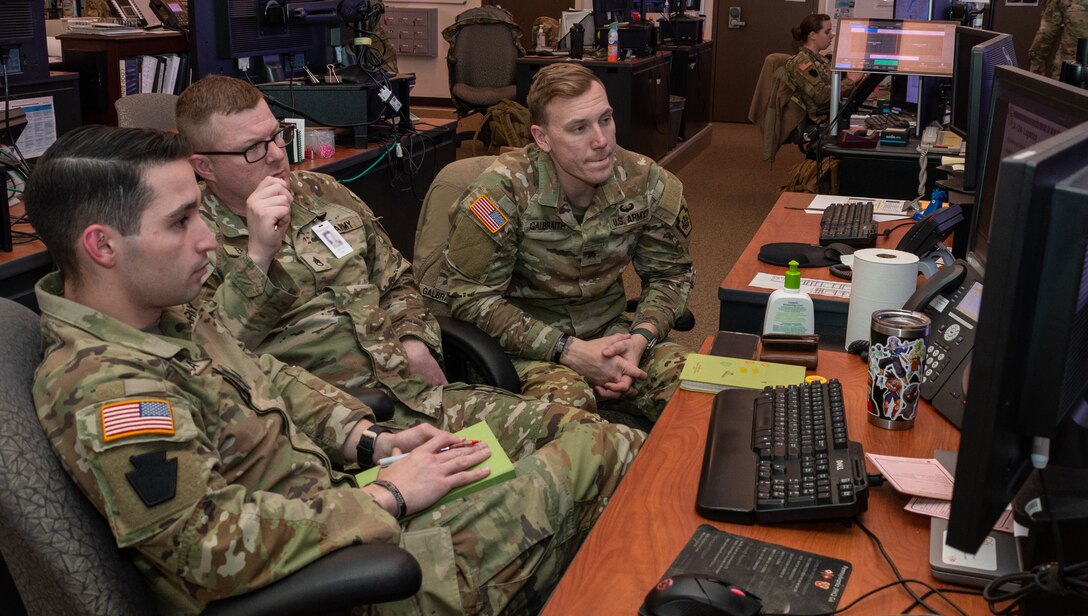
[{"x1": 835, "y1": 0, "x2": 895, "y2": 19}]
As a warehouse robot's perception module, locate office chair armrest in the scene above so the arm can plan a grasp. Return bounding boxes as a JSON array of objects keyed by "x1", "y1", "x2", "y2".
[
  {"x1": 624, "y1": 298, "x2": 696, "y2": 333},
  {"x1": 342, "y1": 386, "x2": 395, "y2": 422},
  {"x1": 203, "y1": 544, "x2": 421, "y2": 616},
  {"x1": 436, "y1": 315, "x2": 521, "y2": 394}
]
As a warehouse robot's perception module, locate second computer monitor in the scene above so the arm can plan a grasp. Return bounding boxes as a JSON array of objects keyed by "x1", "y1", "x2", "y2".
[
  {"x1": 832, "y1": 18, "x2": 958, "y2": 77},
  {"x1": 950, "y1": 27, "x2": 1017, "y2": 193}
]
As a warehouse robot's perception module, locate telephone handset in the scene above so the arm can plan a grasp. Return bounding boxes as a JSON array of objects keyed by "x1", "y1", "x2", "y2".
[
  {"x1": 108, "y1": 0, "x2": 148, "y2": 27},
  {"x1": 902, "y1": 259, "x2": 984, "y2": 428},
  {"x1": 895, "y1": 204, "x2": 964, "y2": 277},
  {"x1": 149, "y1": 0, "x2": 188, "y2": 30}
]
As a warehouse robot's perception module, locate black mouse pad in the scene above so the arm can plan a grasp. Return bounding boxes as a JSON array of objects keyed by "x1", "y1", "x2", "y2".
[
  {"x1": 758, "y1": 242, "x2": 837, "y2": 267},
  {"x1": 659, "y1": 524, "x2": 851, "y2": 614}
]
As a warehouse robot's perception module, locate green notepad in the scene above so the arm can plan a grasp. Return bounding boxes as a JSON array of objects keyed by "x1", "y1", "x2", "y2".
[
  {"x1": 678, "y1": 353, "x2": 806, "y2": 393},
  {"x1": 355, "y1": 421, "x2": 515, "y2": 520}
]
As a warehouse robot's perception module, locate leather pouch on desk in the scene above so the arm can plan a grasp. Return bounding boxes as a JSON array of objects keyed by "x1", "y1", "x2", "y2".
[{"x1": 759, "y1": 333, "x2": 820, "y2": 369}]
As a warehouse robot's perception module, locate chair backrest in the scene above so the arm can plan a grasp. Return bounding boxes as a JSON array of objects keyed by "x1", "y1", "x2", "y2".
[
  {"x1": 0, "y1": 298, "x2": 156, "y2": 615},
  {"x1": 413, "y1": 155, "x2": 497, "y2": 316},
  {"x1": 748, "y1": 53, "x2": 793, "y2": 125},
  {"x1": 114, "y1": 93, "x2": 180, "y2": 129}
]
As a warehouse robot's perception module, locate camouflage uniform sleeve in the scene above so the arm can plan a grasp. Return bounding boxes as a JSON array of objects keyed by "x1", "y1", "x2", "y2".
[
  {"x1": 631, "y1": 169, "x2": 695, "y2": 336},
  {"x1": 331, "y1": 182, "x2": 443, "y2": 354},
  {"x1": 197, "y1": 242, "x2": 300, "y2": 350},
  {"x1": 1028, "y1": 0, "x2": 1064, "y2": 73},
  {"x1": 445, "y1": 172, "x2": 567, "y2": 360},
  {"x1": 786, "y1": 53, "x2": 832, "y2": 116},
  {"x1": 35, "y1": 383, "x2": 398, "y2": 607}
]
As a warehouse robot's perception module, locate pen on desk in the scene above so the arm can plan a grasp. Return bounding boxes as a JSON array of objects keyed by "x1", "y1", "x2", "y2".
[{"x1": 377, "y1": 440, "x2": 482, "y2": 468}]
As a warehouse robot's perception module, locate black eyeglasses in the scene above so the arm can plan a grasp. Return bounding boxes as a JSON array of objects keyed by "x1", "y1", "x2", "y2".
[{"x1": 196, "y1": 124, "x2": 295, "y2": 163}]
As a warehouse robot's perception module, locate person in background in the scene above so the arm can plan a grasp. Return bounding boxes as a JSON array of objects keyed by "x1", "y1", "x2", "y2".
[
  {"x1": 24, "y1": 125, "x2": 641, "y2": 615},
  {"x1": 439, "y1": 63, "x2": 695, "y2": 424},
  {"x1": 1027, "y1": 0, "x2": 1088, "y2": 79},
  {"x1": 785, "y1": 13, "x2": 861, "y2": 124}
]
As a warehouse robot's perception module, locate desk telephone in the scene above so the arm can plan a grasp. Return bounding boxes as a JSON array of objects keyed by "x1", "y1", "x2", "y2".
[
  {"x1": 902, "y1": 259, "x2": 983, "y2": 428},
  {"x1": 107, "y1": 0, "x2": 148, "y2": 27},
  {"x1": 149, "y1": 0, "x2": 188, "y2": 30}
]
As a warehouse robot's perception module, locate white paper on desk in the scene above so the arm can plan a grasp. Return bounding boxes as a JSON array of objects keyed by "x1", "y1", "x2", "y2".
[
  {"x1": 749, "y1": 272, "x2": 852, "y2": 299},
  {"x1": 804, "y1": 194, "x2": 913, "y2": 222},
  {"x1": 865, "y1": 453, "x2": 955, "y2": 499},
  {"x1": 904, "y1": 497, "x2": 1015, "y2": 534}
]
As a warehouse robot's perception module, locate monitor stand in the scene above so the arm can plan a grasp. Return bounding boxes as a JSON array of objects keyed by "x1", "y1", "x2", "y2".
[{"x1": 928, "y1": 450, "x2": 1022, "y2": 589}]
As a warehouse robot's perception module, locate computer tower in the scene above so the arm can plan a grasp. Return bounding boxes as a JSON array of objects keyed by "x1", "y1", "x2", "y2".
[
  {"x1": 0, "y1": 0, "x2": 49, "y2": 86},
  {"x1": 658, "y1": 16, "x2": 704, "y2": 45}
]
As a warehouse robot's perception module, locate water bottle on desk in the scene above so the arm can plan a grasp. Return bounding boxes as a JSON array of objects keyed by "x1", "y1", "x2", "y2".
[{"x1": 608, "y1": 20, "x2": 619, "y2": 62}]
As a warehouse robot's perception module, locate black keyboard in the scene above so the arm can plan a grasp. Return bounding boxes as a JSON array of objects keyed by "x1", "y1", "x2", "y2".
[
  {"x1": 864, "y1": 113, "x2": 911, "y2": 131},
  {"x1": 819, "y1": 202, "x2": 878, "y2": 248},
  {"x1": 696, "y1": 380, "x2": 869, "y2": 524}
]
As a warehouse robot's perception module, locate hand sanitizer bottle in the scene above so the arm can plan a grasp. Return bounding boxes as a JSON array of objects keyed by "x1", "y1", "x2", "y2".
[{"x1": 762, "y1": 260, "x2": 815, "y2": 335}]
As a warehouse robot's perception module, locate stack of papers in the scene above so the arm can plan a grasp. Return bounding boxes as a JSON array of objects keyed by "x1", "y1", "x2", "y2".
[{"x1": 865, "y1": 453, "x2": 1014, "y2": 532}]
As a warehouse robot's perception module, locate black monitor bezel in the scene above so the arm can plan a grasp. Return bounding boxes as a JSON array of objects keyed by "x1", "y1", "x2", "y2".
[
  {"x1": 947, "y1": 120, "x2": 1088, "y2": 554},
  {"x1": 950, "y1": 27, "x2": 1005, "y2": 137},
  {"x1": 967, "y1": 66, "x2": 1088, "y2": 274}
]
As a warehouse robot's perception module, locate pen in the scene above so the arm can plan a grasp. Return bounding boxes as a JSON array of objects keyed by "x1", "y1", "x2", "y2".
[{"x1": 377, "y1": 440, "x2": 483, "y2": 468}]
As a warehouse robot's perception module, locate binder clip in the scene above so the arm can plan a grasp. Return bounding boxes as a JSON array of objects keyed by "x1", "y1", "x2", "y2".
[
  {"x1": 303, "y1": 65, "x2": 320, "y2": 85},
  {"x1": 325, "y1": 64, "x2": 342, "y2": 84}
]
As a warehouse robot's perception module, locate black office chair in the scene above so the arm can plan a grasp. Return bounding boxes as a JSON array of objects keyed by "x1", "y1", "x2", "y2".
[
  {"x1": 0, "y1": 298, "x2": 420, "y2": 615},
  {"x1": 441, "y1": 6, "x2": 525, "y2": 147}
]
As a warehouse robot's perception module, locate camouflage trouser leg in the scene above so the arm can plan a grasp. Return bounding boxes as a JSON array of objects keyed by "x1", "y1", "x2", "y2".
[
  {"x1": 388, "y1": 382, "x2": 608, "y2": 462},
  {"x1": 513, "y1": 340, "x2": 688, "y2": 423},
  {"x1": 511, "y1": 358, "x2": 598, "y2": 413},
  {"x1": 367, "y1": 419, "x2": 644, "y2": 616}
]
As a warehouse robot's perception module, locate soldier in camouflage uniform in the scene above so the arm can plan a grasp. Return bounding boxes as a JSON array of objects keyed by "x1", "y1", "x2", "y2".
[
  {"x1": 784, "y1": 14, "x2": 857, "y2": 125},
  {"x1": 25, "y1": 125, "x2": 642, "y2": 615},
  {"x1": 439, "y1": 64, "x2": 695, "y2": 422},
  {"x1": 176, "y1": 75, "x2": 618, "y2": 461},
  {"x1": 1028, "y1": 0, "x2": 1088, "y2": 79}
]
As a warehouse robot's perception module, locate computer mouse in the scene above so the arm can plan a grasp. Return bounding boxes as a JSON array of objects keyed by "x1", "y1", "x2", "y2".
[{"x1": 640, "y1": 573, "x2": 763, "y2": 616}]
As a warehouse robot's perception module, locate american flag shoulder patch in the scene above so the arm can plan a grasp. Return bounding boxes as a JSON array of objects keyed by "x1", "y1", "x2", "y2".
[
  {"x1": 468, "y1": 194, "x2": 508, "y2": 234},
  {"x1": 100, "y1": 399, "x2": 175, "y2": 442}
]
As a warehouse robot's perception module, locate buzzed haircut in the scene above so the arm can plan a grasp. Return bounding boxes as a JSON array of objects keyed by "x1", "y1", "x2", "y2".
[
  {"x1": 527, "y1": 63, "x2": 604, "y2": 126},
  {"x1": 24, "y1": 126, "x2": 191, "y2": 284},
  {"x1": 175, "y1": 74, "x2": 264, "y2": 150}
]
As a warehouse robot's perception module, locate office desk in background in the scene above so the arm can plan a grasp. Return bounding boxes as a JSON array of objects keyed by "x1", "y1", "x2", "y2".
[
  {"x1": 515, "y1": 53, "x2": 672, "y2": 161},
  {"x1": 824, "y1": 135, "x2": 955, "y2": 201},
  {"x1": 718, "y1": 192, "x2": 916, "y2": 348},
  {"x1": 0, "y1": 119, "x2": 456, "y2": 309},
  {"x1": 542, "y1": 347, "x2": 985, "y2": 615}
]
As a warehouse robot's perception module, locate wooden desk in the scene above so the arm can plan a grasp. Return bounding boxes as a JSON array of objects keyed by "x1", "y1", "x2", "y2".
[
  {"x1": 0, "y1": 204, "x2": 51, "y2": 312},
  {"x1": 718, "y1": 193, "x2": 916, "y2": 348},
  {"x1": 823, "y1": 135, "x2": 950, "y2": 201},
  {"x1": 542, "y1": 348, "x2": 982, "y2": 615},
  {"x1": 58, "y1": 32, "x2": 189, "y2": 126}
]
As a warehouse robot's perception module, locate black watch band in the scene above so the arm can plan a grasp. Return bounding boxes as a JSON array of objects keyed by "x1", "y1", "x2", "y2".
[
  {"x1": 631, "y1": 326, "x2": 657, "y2": 360},
  {"x1": 356, "y1": 425, "x2": 391, "y2": 469}
]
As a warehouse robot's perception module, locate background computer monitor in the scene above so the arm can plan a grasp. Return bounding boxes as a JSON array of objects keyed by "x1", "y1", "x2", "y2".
[
  {"x1": 945, "y1": 71, "x2": 1088, "y2": 554},
  {"x1": 558, "y1": 10, "x2": 595, "y2": 51},
  {"x1": 966, "y1": 66, "x2": 1088, "y2": 274},
  {"x1": 950, "y1": 27, "x2": 1016, "y2": 193},
  {"x1": 593, "y1": 0, "x2": 631, "y2": 27},
  {"x1": 832, "y1": 18, "x2": 958, "y2": 77},
  {"x1": 191, "y1": 0, "x2": 336, "y2": 81}
]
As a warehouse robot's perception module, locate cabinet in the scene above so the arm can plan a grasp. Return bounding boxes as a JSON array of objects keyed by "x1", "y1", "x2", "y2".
[
  {"x1": 661, "y1": 41, "x2": 713, "y2": 140},
  {"x1": 58, "y1": 32, "x2": 189, "y2": 126},
  {"x1": 516, "y1": 52, "x2": 672, "y2": 161}
]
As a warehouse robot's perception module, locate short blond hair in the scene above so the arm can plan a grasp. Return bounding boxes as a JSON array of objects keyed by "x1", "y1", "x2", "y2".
[
  {"x1": 176, "y1": 75, "x2": 264, "y2": 149},
  {"x1": 527, "y1": 63, "x2": 604, "y2": 126}
]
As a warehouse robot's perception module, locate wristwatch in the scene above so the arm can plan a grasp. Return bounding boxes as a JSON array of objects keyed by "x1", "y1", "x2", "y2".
[
  {"x1": 552, "y1": 333, "x2": 572, "y2": 363},
  {"x1": 630, "y1": 326, "x2": 657, "y2": 360},
  {"x1": 356, "y1": 425, "x2": 391, "y2": 469}
]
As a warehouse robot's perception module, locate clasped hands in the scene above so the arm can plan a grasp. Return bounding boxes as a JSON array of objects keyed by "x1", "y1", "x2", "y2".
[{"x1": 563, "y1": 333, "x2": 649, "y2": 400}]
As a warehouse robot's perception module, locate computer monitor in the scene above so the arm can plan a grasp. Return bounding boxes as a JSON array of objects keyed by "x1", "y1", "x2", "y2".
[
  {"x1": 0, "y1": 0, "x2": 49, "y2": 86},
  {"x1": 950, "y1": 27, "x2": 1016, "y2": 193},
  {"x1": 558, "y1": 10, "x2": 594, "y2": 52},
  {"x1": 190, "y1": 0, "x2": 336, "y2": 81},
  {"x1": 832, "y1": 18, "x2": 957, "y2": 77},
  {"x1": 594, "y1": 0, "x2": 631, "y2": 27},
  {"x1": 966, "y1": 66, "x2": 1088, "y2": 274},
  {"x1": 945, "y1": 79, "x2": 1088, "y2": 554},
  {"x1": 895, "y1": 0, "x2": 956, "y2": 21}
]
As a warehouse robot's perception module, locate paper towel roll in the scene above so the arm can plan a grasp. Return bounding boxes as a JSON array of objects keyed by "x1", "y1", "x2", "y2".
[{"x1": 845, "y1": 249, "x2": 920, "y2": 349}]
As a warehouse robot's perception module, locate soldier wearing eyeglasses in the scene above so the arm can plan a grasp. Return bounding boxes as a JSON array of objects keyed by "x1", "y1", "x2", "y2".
[{"x1": 175, "y1": 71, "x2": 642, "y2": 496}]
